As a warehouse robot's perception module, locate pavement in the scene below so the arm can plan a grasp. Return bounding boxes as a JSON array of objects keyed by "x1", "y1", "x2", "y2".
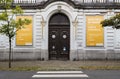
[{"x1": 0, "y1": 60, "x2": 120, "y2": 70}]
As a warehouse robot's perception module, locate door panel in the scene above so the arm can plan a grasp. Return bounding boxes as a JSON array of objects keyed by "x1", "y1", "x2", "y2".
[
  {"x1": 59, "y1": 28, "x2": 70, "y2": 60},
  {"x1": 49, "y1": 28, "x2": 59, "y2": 60},
  {"x1": 49, "y1": 27, "x2": 70, "y2": 60}
]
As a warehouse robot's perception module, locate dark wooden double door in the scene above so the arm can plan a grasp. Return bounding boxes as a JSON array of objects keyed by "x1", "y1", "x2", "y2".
[
  {"x1": 49, "y1": 26, "x2": 70, "y2": 60},
  {"x1": 49, "y1": 13, "x2": 70, "y2": 60}
]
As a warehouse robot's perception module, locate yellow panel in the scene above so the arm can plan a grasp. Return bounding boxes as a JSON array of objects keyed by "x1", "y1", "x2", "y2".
[
  {"x1": 16, "y1": 16, "x2": 33, "y2": 46},
  {"x1": 86, "y1": 16, "x2": 104, "y2": 46}
]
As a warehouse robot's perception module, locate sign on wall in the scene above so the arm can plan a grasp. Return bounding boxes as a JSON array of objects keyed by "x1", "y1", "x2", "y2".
[
  {"x1": 16, "y1": 16, "x2": 33, "y2": 46},
  {"x1": 86, "y1": 16, "x2": 104, "y2": 46}
]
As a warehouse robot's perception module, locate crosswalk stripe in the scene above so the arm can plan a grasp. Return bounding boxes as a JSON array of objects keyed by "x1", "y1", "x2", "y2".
[
  {"x1": 32, "y1": 71, "x2": 89, "y2": 78},
  {"x1": 37, "y1": 71, "x2": 83, "y2": 74},
  {"x1": 32, "y1": 74, "x2": 88, "y2": 78}
]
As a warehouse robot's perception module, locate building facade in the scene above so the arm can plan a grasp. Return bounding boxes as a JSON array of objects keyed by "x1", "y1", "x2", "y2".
[{"x1": 0, "y1": 0, "x2": 120, "y2": 60}]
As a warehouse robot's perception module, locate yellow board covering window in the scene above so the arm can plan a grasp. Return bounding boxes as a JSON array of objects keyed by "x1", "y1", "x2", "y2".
[
  {"x1": 16, "y1": 16, "x2": 33, "y2": 46},
  {"x1": 86, "y1": 16, "x2": 104, "y2": 46}
]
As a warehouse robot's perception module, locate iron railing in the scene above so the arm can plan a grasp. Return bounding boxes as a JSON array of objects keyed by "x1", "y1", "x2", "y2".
[
  {"x1": 13, "y1": 0, "x2": 120, "y2": 3},
  {"x1": 13, "y1": 0, "x2": 47, "y2": 3},
  {"x1": 72, "y1": 0, "x2": 120, "y2": 3},
  {"x1": 0, "y1": 0, "x2": 120, "y2": 9}
]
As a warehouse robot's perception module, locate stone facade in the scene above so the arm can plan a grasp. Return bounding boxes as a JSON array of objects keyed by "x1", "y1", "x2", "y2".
[{"x1": 0, "y1": 0, "x2": 120, "y2": 60}]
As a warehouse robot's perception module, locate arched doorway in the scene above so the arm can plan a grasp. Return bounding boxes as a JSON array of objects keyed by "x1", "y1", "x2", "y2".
[{"x1": 49, "y1": 13, "x2": 70, "y2": 60}]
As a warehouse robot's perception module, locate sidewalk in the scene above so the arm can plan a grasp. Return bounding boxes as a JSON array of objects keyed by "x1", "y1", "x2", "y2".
[{"x1": 0, "y1": 60, "x2": 120, "y2": 70}]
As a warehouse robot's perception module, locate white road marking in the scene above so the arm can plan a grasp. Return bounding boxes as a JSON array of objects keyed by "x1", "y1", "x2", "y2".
[
  {"x1": 32, "y1": 71, "x2": 89, "y2": 78},
  {"x1": 32, "y1": 74, "x2": 88, "y2": 78},
  {"x1": 37, "y1": 71, "x2": 83, "y2": 74}
]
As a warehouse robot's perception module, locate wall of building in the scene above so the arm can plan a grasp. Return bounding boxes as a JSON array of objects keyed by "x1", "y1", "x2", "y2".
[{"x1": 0, "y1": 1, "x2": 120, "y2": 60}]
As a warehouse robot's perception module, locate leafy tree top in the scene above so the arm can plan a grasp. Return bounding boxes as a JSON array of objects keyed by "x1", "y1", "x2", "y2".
[
  {"x1": 0, "y1": 0, "x2": 31, "y2": 39},
  {"x1": 101, "y1": 13, "x2": 120, "y2": 29}
]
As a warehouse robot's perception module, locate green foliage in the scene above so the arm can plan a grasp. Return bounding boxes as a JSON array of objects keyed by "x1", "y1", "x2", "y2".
[
  {"x1": 12, "y1": 6, "x2": 23, "y2": 14},
  {"x1": 0, "y1": 0, "x2": 13, "y2": 9},
  {"x1": 0, "y1": 0, "x2": 31, "y2": 39},
  {"x1": 0, "y1": 12, "x2": 8, "y2": 21},
  {"x1": 101, "y1": 13, "x2": 120, "y2": 29}
]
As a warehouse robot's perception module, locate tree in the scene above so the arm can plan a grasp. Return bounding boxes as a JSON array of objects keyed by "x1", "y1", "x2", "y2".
[
  {"x1": 101, "y1": 13, "x2": 120, "y2": 29},
  {"x1": 0, "y1": 0, "x2": 31, "y2": 68}
]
